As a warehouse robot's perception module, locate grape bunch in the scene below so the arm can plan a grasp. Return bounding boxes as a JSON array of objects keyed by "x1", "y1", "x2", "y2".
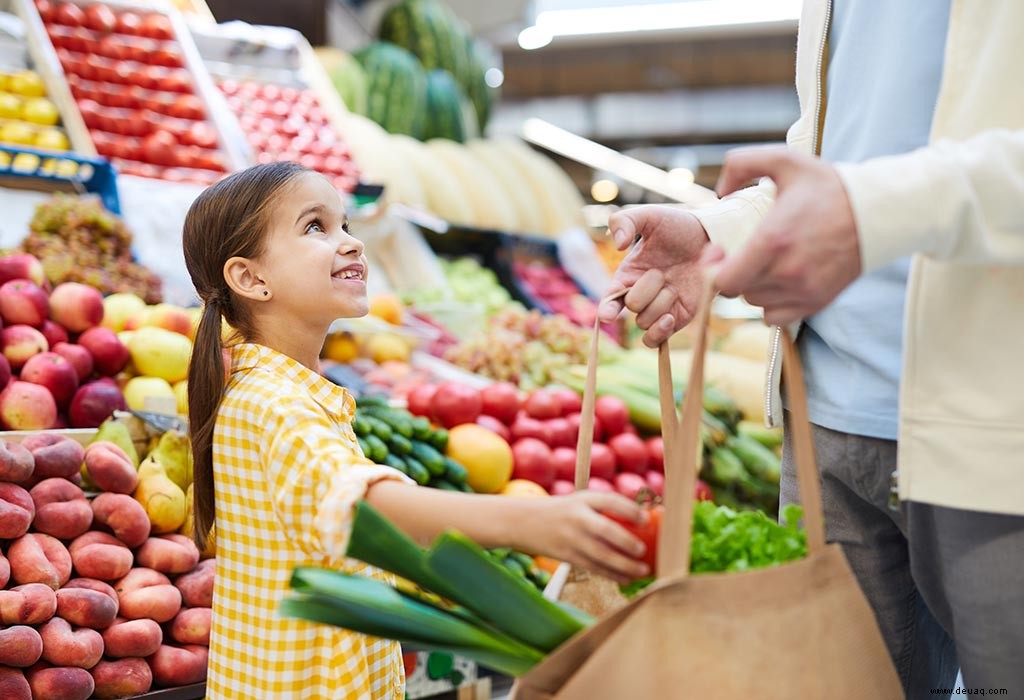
[
  {"x1": 23, "y1": 194, "x2": 162, "y2": 303},
  {"x1": 443, "y1": 307, "x2": 621, "y2": 390}
]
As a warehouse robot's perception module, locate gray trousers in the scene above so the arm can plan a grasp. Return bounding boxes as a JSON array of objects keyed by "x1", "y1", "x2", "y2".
[{"x1": 780, "y1": 415, "x2": 1024, "y2": 698}]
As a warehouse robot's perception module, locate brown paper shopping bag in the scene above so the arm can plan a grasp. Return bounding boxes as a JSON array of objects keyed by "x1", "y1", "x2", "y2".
[{"x1": 516, "y1": 280, "x2": 902, "y2": 699}]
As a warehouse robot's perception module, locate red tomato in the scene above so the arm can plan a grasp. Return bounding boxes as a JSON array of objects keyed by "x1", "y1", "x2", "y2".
[
  {"x1": 524, "y1": 389, "x2": 561, "y2": 420},
  {"x1": 298, "y1": 153, "x2": 324, "y2": 172},
  {"x1": 140, "y1": 13, "x2": 173, "y2": 40},
  {"x1": 430, "y1": 381, "x2": 482, "y2": 428},
  {"x1": 594, "y1": 395, "x2": 630, "y2": 437},
  {"x1": 167, "y1": 94, "x2": 204, "y2": 120},
  {"x1": 608, "y1": 433, "x2": 650, "y2": 474},
  {"x1": 646, "y1": 470, "x2": 665, "y2": 498},
  {"x1": 475, "y1": 414, "x2": 511, "y2": 443},
  {"x1": 645, "y1": 437, "x2": 664, "y2": 472},
  {"x1": 589, "y1": 442, "x2": 616, "y2": 482},
  {"x1": 151, "y1": 47, "x2": 183, "y2": 68},
  {"x1": 405, "y1": 384, "x2": 436, "y2": 418},
  {"x1": 480, "y1": 382, "x2": 520, "y2": 424},
  {"x1": 551, "y1": 446, "x2": 577, "y2": 483},
  {"x1": 586, "y1": 476, "x2": 614, "y2": 493},
  {"x1": 54, "y1": 2, "x2": 85, "y2": 26},
  {"x1": 183, "y1": 121, "x2": 217, "y2": 149},
  {"x1": 511, "y1": 438, "x2": 555, "y2": 490},
  {"x1": 602, "y1": 505, "x2": 662, "y2": 572},
  {"x1": 322, "y1": 155, "x2": 350, "y2": 176},
  {"x1": 546, "y1": 417, "x2": 575, "y2": 448},
  {"x1": 36, "y1": 0, "x2": 56, "y2": 23},
  {"x1": 694, "y1": 478, "x2": 713, "y2": 502},
  {"x1": 140, "y1": 130, "x2": 177, "y2": 166},
  {"x1": 116, "y1": 10, "x2": 142, "y2": 35},
  {"x1": 84, "y1": 3, "x2": 117, "y2": 33},
  {"x1": 566, "y1": 411, "x2": 603, "y2": 444},
  {"x1": 614, "y1": 472, "x2": 648, "y2": 501},
  {"x1": 157, "y1": 70, "x2": 190, "y2": 93},
  {"x1": 509, "y1": 412, "x2": 551, "y2": 445},
  {"x1": 77, "y1": 99, "x2": 103, "y2": 128},
  {"x1": 551, "y1": 479, "x2": 575, "y2": 496},
  {"x1": 551, "y1": 388, "x2": 582, "y2": 416}
]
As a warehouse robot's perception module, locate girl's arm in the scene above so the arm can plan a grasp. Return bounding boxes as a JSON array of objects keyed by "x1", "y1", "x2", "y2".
[{"x1": 366, "y1": 480, "x2": 649, "y2": 584}]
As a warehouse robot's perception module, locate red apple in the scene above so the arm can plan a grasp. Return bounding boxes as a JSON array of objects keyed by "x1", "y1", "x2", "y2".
[
  {"x1": 52, "y1": 343, "x2": 94, "y2": 382},
  {"x1": 0, "y1": 353, "x2": 10, "y2": 389},
  {"x1": 588, "y1": 443, "x2": 616, "y2": 482},
  {"x1": 546, "y1": 418, "x2": 575, "y2": 448},
  {"x1": 608, "y1": 433, "x2": 650, "y2": 474},
  {"x1": 77, "y1": 327, "x2": 129, "y2": 376},
  {"x1": 551, "y1": 446, "x2": 577, "y2": 483},
  {"x1": 38, "y1": 321, "x2": 68, "y2": 349},
  {"x1": 551, "y1": 388, "x2": 582, "y2": 416},
  {"x1": 48, "y1": 283, "x2": 104, "y2": 333},
  {"x1": 551, "y1": 479, "x2": 575, "y2": 496},
  {"x1": 0, "y1": 280, "x2": 49, "y2": 327},
  {"x1": 511, "y1": 438, "x2": 555, "y2": 490},
  {"x1": 20, "y1": 352, "x2": 78, "y2": 409},
  {"x1": 0, "y1": 253, "x2": 46, "y2": 287},
  {"x1": 594, "y1": 396, "x2": 629, "y2": 437},
  {"x1": 1, "y1": 324, "x2": 48, "y2": 370},
  {"x1": 430, "y1": 382, "x2": 481, "y2": 428},
  {"x1": 0, "y1": 380, "x2": 57, "y2": 430},
  {"x1": 523, "y1": 389, "x2": 562, "y2": 421},
  {"x1": 69, "y1": 381, "x2": 127, "y2": 428},
  {"x1": 479, "y1": 382, "x2": 520, "y2": 424},
  {"x1": 406, "y1": 384, "x2": 436, "y2": 418},
  {"x1": 509, "y1": 412, "x2": 551, "y2": 444},
  {"x1": 475, "y1": 414, "x2": 510, "y2": 443}
]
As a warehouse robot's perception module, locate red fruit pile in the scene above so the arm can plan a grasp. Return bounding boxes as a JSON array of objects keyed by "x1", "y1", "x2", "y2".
[
  {"x1": 219, "y1": 79, "x2": 361, "y2": 193},
  {"x1": 39, "y1": 1, "x2": 230, "y2": 183}
]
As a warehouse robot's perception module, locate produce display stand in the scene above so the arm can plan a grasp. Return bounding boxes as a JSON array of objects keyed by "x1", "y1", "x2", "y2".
[
  {"x1": 13, "y1": 0, "x2": 251, "y2": 181},
  {"x1": 0, "y1": 142, "x2": 121, "y2": 211},
  {"x1": 134, "y1": 682, "x2": 205, "y2": 699}
]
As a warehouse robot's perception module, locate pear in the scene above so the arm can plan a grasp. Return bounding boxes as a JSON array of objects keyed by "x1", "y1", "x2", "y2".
[
  {"x1": 134, "y1": 454, "x2": 186, "y2": 533},
  {"x1": 180, "y1": 483, "x2": 216, "y2": 559},
  {"x1": 91, "y1": 417, "x2": 140, "y2": 467},
  {"x1": 148, "y1": 429, "x2": 192, "y2": 491}
]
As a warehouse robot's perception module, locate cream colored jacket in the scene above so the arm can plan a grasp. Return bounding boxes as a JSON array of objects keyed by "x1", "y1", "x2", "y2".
[{"x1": 693, "y1": 0, "x2": 1024, "y2": 515}]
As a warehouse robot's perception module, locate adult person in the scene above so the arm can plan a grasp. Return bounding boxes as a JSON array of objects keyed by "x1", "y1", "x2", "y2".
[{"x1": 598, "y1": 1, "x2": 1024, "y2": 695}]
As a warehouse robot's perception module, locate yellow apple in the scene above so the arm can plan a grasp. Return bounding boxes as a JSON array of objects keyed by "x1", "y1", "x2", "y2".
[
  {"x1": 128, "y1": 327, "x2": 192, "y2": 384},
  {"x1": 21, "y1": 97, "x2": 59, "y2": 126},
  {"x1": 8, "y1": 70, "x2": 46, "y2": 98},
  {"x1": 103, "y1": 293, "x2": 147, "y2": 332},
  {"x1": 124, "y1": 375, "x2": 176, "y2": 412},
  {"x1": 173, "y1": 380, "x2": 188, "y2": 415}
]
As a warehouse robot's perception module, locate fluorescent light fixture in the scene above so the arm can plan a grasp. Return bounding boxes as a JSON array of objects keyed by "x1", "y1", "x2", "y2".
[
  {"x1": 527, "y1": 0, "x2": 800, "y2": 40},
  {"x1": 484, "y1": 67, "x2": 505, "y2": 88},
  {"x1": 522, "y1": 118, "x2": 719, "y2": 206}
]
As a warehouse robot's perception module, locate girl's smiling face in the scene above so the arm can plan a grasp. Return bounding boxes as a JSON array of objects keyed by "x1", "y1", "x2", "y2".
[{"x1": 259, "y1": 171, "x2": 369, "y2": 326}]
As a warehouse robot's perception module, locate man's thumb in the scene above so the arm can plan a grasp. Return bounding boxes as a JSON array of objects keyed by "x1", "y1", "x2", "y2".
[{"x1": 716, "y1": 146, "x2": 793, "y2": 198}]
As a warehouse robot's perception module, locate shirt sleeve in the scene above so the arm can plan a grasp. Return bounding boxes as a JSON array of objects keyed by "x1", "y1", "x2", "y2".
[
  {"x1": 260, "y1": 395, "x2": 415, "y2": 561},
  {"x1": 692, "y1": 179, "x2": 777, "y2": 255}
]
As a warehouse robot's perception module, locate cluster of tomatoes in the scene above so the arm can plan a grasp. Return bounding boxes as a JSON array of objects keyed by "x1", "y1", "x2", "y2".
[{"x1": 37, "y1": 1, "x2": 228, "y2": 184}]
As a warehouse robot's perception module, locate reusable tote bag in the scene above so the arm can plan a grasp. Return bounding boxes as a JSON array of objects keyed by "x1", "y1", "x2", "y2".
[{"x1": 515, "y1": 282, "x2": 902, "y2": 699}]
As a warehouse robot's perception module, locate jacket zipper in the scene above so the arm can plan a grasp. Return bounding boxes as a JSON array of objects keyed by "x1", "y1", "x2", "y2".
[{"x1": 765, "y1": 0, "x2": 832, "y2": 426}]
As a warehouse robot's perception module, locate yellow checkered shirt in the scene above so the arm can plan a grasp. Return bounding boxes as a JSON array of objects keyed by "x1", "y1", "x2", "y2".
[{"x1": 206, "y1": 343, "x2": 413, "y2": 699}]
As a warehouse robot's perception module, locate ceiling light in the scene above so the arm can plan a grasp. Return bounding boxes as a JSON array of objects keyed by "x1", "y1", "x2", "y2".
[
  {"x1": 518, "y1": 25, "x2": 553, "y2": 50},
  {"x1": 484, "y1": 68, "x2": 505, "y2": 88},
  {"x1": 591, "y1": 179, "x2": 619, "y2": 203}
]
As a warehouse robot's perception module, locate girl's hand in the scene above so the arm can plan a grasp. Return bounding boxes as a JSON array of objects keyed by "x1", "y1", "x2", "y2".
[{"x1": 517, "y1": 490, "x2": 651, "y2": 584}]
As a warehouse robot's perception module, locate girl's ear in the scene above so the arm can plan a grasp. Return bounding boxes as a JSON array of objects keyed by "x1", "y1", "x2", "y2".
[{"x1": 224, "y1": 256, "x2": 270, "y2": 301}]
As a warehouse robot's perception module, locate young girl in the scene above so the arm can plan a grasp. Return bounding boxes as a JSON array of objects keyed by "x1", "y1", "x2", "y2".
[{"x1": 183, "y1": 162, "x2": 648, "y2": 700}]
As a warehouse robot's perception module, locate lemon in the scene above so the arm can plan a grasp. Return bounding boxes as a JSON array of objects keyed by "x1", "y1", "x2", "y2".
[
  {"x1": 0, "y1": 93, "x2": 21, "y2": 119},
  {"x1": 323, "y1": 332, "x2": 358, "y2": 363},
  {"x1": 21, "y1": 97, "x2": 59, "y2": 126},
  {"x1": 8, "y1": 70, "x2": 46, "y2": 97},
  {"x1": 500, "y1": 479, "x2": 550, "y2": 498}
]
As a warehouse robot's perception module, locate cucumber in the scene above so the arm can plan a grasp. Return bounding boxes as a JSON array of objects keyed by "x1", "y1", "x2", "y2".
[
  {"x1": 508, "y1": 551, "x2": 536, "y2": 573},
  {"x1": 404, "y1": 457, "x2": 431, "y2": 486},
  {"x1": 363, "y1": 415, "x2": 393, "y2": 443},
  {"x1": 356, "y1": 436, "x2": 372, "y2": 459},
  {"x1": 502, "y1": 557, "x2": 528, "y2": 578},
  {"x1": 361, "y1": 405, "x2": 415, "y2": 439},
  {"x1": 410, "y1": 441, "x2": 446, "y2": 477},
  {"x1": 383, "y1": 453, "x2": 410, "y2": 476},
  {"x1": 431, "y1": 479, "x2": 461, "y2": 492},
  {"x1": 363, "y1": 434, "x2": 389, "y2": 464},
  {"x1": 352, "y1": 415, "x2": 372, "y2": 437},
  {"x1": 442, "y1": 457, "x2": 468, "y2": 486},
  {"x1": 388, "y1": 433, "x2": 414, "y2": 457},
  {"x1": 411, "y1": 417, "x2": 433, "y2": 441},
  {"x1": 428, "y1": 427, "x2": 448, "y2": 452},
  {"x1": 356, "y1": 395, "x2": 390, "y2": 409},
  {"x1": 726, "y1": 435, "x2": 781, "y2": 485}
]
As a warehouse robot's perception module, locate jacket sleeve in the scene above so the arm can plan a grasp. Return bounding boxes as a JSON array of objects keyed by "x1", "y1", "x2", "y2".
[
  {"x1": 692, "y1": 180, "x2": 777, "y2": 255},
  {"x1": 836, "y1": 129, "x2": 1024, "y2": 272},
  {"x1": 262, "y1": 396, "x2": 414, "y2": 560}
]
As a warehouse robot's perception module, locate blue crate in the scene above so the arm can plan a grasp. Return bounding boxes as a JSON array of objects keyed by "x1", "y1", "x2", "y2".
[{"x1": 0, "y1": 144, "x2": 120, "y2": 214}]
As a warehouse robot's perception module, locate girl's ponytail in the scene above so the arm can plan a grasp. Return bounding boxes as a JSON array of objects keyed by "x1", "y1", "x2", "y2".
[{"x1": 187, "y1": 300, "x2": 225, "y2": 552}]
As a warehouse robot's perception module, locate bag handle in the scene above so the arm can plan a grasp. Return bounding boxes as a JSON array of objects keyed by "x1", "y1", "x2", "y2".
[{"x1": 576, "y1": 279, "x2": 827, "y2": 582}]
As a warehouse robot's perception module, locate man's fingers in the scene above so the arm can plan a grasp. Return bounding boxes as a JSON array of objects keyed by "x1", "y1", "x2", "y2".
[
  {"x1": 742, "y1": 287, "x2": 808, "y2": 310},
  {"x1": 635, "y1": 288, "x2": 678, "y2": 330},
  {"x1": 598, "y1": 280, "x2": 628, "y2": 323},
  {"x1": 764, "y1": 305, "x2": 810, "y2": 326},
  {"x1": 699, "y1": 243, "x2": 727, "y2": 268},
  {"x1": 714, "y1": 235, "x2": 774, "y2": 298},
  {"x1": 607, "y1": 210, "x2": 638, "y2": 250},
  {"x1": 716, "y1": 145, "x2": 795, "y2": 198},
  {"x1": 641, "y1": 314, "x2": 676, "y2": 348},
  {"x1": 623, "y1": 269, "x2": 665, "y2": 315}
]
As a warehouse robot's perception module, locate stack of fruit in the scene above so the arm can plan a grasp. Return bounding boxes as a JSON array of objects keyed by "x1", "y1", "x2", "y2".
[
  {"x1": 0, "y1": 422, "x2": 211, "y2": 699},
  {"x1": 403, "y1": 257, "x2": 517, "y2": 320},
  {"x1": 511, "y1": 259, "x2": 619, "y2": 342},
  {"x1": 0, "y1": 69, "x2": 70, "y2": 152},
  {"x1": 217, "y1": 78, "x2": 361, "y2": 193},
  {"x1": 23, "y1": 194, "x2": 162, "y2": 302},
  {"x1": 35, "y1": 0, "x2": 234, "y2": 183}
]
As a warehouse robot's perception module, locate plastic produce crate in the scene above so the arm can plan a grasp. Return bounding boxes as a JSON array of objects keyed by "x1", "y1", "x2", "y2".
[{"x1": 0, "y1": 142, "x2": 120, "y2": 212}]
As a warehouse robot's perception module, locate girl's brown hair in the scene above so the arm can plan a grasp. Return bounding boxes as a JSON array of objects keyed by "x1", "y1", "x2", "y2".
[{"x1": 183, "y1": 161, "x2": 309, "y2": 551}]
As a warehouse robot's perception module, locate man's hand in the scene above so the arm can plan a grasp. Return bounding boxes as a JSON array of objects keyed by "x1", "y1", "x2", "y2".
[
  {"x1": 597, "y1": 206, "x2": 710, "y2": 347},
  {"x1": 713, "y1": 147, "x2": 862, "y2": 325}
]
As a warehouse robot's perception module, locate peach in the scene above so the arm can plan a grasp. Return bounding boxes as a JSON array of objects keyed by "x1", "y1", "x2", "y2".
[
  {"x1": 0, "y1": 482, "x2": 34, "y2": 538},
  {"x1": 0, "y1": 324, "x2": 48, "y2": 370},
  {"x1": 68, "y1": 531, "x2": 133, "y2": 581},
  {"x1": 22, "y1": 432, "x2": 85, "y2": 481},
  {"x1": 25, "y1": 662, "x2": 95, "y2": 700},
  {"x1": 0, "y1": 380, "x2": 57, "y2": 430},
  {"x1": 170, "y1": 606, "x2": 211, "y2": 646},
  {"x1": 30, "y1": 477, "x2": 93, "y2": 540},
  {"x1": 78, "y1": 327, "x2": 130, "y2": 377},
  {"x1": 145, "y1": 303, "x2": 193, "y2": 337},
  {"x1": 56, "y1": 586, "x2": 118, "y2": 629},
  {"x1": 8, "y1": 533, "x2": 71, "y2": 589},
  {"x1": 0, "y1": 438, "x2": 34, "y2": 483},
  {"x1": 69, "y1": 380, "x2": 127, "y2": 429},
  {"x1": 83, "y1": 442, "x2": 138, "y2": 494},
  {"x1": 52, "y1": 342, "x2": 94, "y2": 383},
  {"x1": 0, "y1": 253, "x2": 46, "y2": 288},
  {"x1": 0, "y1": 279, "x2": 49, "y2": 327},
  {"x1": 48, "y1": 283, "x2": 104, "y2": 334},
  {"x1": 136, "y1": 534, "x2": 199, "y2": 575},
  {"x1": 0, "y1": 625, "x2": 43, "y2": 666},
  {"x1": 114, "y1": 568, "x2": 181, "y2": 623},
  {"x1": 101, "y1": 617, "x2": 162, "y2": 658},
  {"x1": 148, "y1": 644, "x2": 208, "y2": 687},
  {"x1": 174, "y1": 557, "x2": 214, "y2": 608},
  {"x1": 64, "y1": 577, "x2": 119, "y2": 606},
  {"x1": 91, "y1": 492, "x2": 150, "y2": 548},
  {"x1": 39, "y1": 320, "x2": 68, "y2": 349},
  {"x1": 20, "y1": 352, "x2": 79, "y2": 409},
  {"x1": 0, "y1": 666, "x2": 30, "y2": 700},
  {"x1": 0, "y1": 550, "x2": 8, "y2": 588},
  {"x1": 39, "y1": 616, "x2": 103, "y2": 668},
  {"x1": 90, "y1": 657, "x2": 153, "y2": 698},
  {"x1": 0, "y1": 583, "x2": 57, "y2": 625}
]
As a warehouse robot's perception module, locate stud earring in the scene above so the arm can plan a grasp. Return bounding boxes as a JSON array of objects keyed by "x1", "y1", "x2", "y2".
[{"x1": 263, "y1": 291, "x2": 269, "y2": 296}]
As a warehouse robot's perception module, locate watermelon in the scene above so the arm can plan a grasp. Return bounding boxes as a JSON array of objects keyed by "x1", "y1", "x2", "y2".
[
  {"x1": 378, "y1": 0, "x2": 469, "y2": 88},
  {"x1": 354, "y1": 41, "x2": 428, "y2": 138},
  {"x1": 464, "y1": 37, "x2": 495, "y2": 134},
  {"x1": 422, "y1": 69, "x2": 474, "y2": 142},
  {"x1": 315, "y1": 47, "x2": 369, "y2": 115}
]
